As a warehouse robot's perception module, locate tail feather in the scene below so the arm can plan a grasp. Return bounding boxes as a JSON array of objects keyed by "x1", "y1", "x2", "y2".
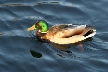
[{"x1": 80, "y1": 26, "x2": 95, "y2": 36}]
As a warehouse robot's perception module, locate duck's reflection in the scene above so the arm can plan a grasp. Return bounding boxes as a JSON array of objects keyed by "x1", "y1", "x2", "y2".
[
  {"x1": 30, "y1": 50, "x2": 42, "y2": 58},
  {"x1": 30, "y1": 35, "x2": 93, "y2": 58}
]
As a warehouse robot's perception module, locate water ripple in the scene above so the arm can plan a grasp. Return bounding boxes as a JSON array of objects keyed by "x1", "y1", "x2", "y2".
[{"x1": 0, "y1": 0, "x2": 108, "y2": 72}]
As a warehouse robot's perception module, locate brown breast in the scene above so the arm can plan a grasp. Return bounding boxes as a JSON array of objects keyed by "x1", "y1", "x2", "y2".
[{"x1": 37, "y1": 31, "x2": 47, "y2": 40}]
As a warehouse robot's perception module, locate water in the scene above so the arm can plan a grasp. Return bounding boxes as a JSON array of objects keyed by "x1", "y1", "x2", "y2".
[{"x1": 0, "y1": 0, "x2": 108, "y2": 72}]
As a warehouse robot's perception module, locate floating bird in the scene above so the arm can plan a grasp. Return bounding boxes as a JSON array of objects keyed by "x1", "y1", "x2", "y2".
[{"x1": 27, "y1": 20, "x2": 96, "y2": 45}]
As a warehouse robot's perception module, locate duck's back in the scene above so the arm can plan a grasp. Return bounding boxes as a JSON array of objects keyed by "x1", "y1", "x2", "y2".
[{"x1": 46, "y1": 24, "x2": 86, "y2": 39}]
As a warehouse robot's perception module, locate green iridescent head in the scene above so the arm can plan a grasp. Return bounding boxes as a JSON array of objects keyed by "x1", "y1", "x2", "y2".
[{"x1": 27, "y1": 20, "x2": 49, "y2": 33}]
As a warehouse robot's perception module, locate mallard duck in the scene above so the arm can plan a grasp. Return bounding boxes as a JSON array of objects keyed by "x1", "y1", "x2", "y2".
[{"x1": 27, "y1": 20, "x2": 96, "y2": 44}]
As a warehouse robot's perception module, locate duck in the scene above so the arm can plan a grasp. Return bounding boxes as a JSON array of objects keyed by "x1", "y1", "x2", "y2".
[{"x1": 27, "y1": 20, "x2": 96, "y2": 45}]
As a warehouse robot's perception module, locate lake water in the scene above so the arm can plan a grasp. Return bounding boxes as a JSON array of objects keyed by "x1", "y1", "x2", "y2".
[{"x1": 0, "y1": 0, "x2": 108, "y2": 72}]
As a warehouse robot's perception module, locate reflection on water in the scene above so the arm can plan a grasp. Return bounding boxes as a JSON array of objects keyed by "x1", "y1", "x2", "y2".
[
  {"x1": 36, "y1": 1, "x2": 60, "y2": 5},
  {"x1": 0, "y1": 1, "x2": 60, "y2": 7},
  {"x1": 30, "y1": 34, "x2": 93, "y2": 58},
  {"x1": 30, "y1": 50, "x2": 42, "y2": 58},
  {"x1": 0, "y1": 33, "x2": 4, "y2": 36}
]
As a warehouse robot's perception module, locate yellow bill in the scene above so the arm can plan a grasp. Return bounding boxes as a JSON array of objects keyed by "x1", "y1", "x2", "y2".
[{"x1": 27, "y1": 24, "x2": 36, "y2": 31}]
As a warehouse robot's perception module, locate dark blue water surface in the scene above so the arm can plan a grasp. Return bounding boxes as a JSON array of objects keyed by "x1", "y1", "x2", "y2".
[{"x1": 0, "y1": 0, "x2": 108, "y2": 72}]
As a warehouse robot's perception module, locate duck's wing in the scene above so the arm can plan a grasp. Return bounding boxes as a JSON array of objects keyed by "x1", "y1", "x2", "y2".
[
  {"x1": 49, "y1": 25, "x2": 96, "y2": 44},
  {"x1": 50, "y1": 24, "x2": 86, "y2": 38},
  {"x1": 62, "y1": 24, "x2": 87, "y2": 38}
]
